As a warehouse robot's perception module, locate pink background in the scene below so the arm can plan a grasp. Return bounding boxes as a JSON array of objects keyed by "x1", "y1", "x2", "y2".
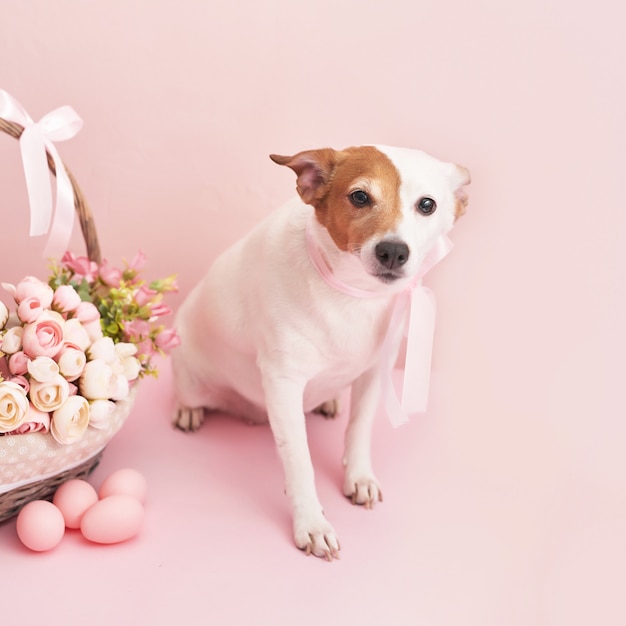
[{"x1": 1, "y1": 1, "x2": 625, "y2": 624}]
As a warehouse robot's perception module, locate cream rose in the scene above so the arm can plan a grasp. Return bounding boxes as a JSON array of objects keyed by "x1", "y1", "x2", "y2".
[
  {"x1": 0, "y1": 300, "x2": 8, "y2": 330},
  {"x1": 0, "y1": 381, "x2": 29, "y2": 433},
  {"x1": 27, "y1": 356, "x2": 60, "y2": 383},
  {"x1": 88, "y1": 336, "x2": 117, "y2": 363},
  {"x1": 2, "y1": 326, "x2": 24, "y2": 355},
  {"x1": 114, "y1": 342, "x2": 141, "y2": 381},
  {"x1": 29, "y1": 374, "x2": 70, "y2": 412},
  {"x1": 50, "y1": 395, "x2": 90, "y2": 444},
  {"x1": 79, "y1": 359, "x2": 115, "y2": 400},
  {"x1": 57, "y1": 345, "x2": 87, "y2": 381},
  {"x1": 88, "y1": 399, "x2": 116, "y2": 429}
]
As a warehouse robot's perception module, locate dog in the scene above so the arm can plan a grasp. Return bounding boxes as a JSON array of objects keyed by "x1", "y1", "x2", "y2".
[{"x1": 172, "y1": 145, "x2": 470, "y2": 560}]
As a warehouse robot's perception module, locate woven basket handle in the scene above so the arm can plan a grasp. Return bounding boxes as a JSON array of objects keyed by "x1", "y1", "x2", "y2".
[{"x1": 0, "y1": 117, "x2": 102, "y2": 264}]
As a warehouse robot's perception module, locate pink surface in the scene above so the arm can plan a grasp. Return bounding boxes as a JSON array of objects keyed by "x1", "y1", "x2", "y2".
[{"x1": 1, "y1": 0, "x2": 625, "y2": 624}]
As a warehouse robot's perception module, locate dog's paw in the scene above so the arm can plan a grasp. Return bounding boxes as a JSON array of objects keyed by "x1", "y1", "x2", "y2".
[
  {"x1": 293, "y1": 515, "x2": 341, "y2": 561},
  {"x1": 174, "y1": 405, "x2": 205, "y2": 432},
  {"x1": 343, "y1": 473, "x2": 383, "y2": 509},
  {"x1": 312, "y1": 398, "x2": 341, "y2": 419}
]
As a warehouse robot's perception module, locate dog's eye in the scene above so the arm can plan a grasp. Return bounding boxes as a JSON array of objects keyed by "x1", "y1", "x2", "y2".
[
  {"x1": 416, "y1": 197, "x2": 437, "y2": 215},
  {"x1": 349, "y1": 190, "x2": 370, "y2": 207}
]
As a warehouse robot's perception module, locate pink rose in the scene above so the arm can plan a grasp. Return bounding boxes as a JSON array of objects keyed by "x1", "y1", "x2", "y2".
[
  {"x1": 15, "y1": 276, "x2": 54, "y2": 307},
  {"x1": 74, "y1": 301, "x2": 100, "y2": 324},
  {"x1": 53, "y1": 284, "x2": 82, "y2": 314},
  {"x1": 17, "y1": 297, "x2": 46, "y2": 323},
  {"x1": 155, "y1": 328, "x2": 181, "y2": 352},
  {"x1": 29, "y1": 374, "x2": 70, "y2": 412},
  {"x1": 63, "y1": 319, "x2": 92, "y2": 351},
  {"x1": 82, "y1": 319, "x2": 103, "y2": 343},
  {"x1": 2, "y1": 326, "x2": 23, "y2": 354},
  {"x1": 9, "y1": 375, "x2": 30, "y2": 393},
  {"x1": 51, "y1": 395, "x2": 89, "y2": 444},
  {"x1": 8, "y1": 351, "x2": 30, "y2": 376},
  {"x1": 61, "y1": 252, "x2": 98, "y2": 282},
  {"x1": 22, "y1": 311, "x2": 65, "y2": 358},
  {"x1": 57, "y1": 345, "x2": 87, "y2": 381},
  {"x1": 11, "y1": 404, "x2": 50, "y2": 435}
]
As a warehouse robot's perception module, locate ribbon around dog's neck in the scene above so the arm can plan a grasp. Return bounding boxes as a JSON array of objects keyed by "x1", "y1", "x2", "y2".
[{"x1": 305, "y1": 217, "x2": 453, "y2": 427}]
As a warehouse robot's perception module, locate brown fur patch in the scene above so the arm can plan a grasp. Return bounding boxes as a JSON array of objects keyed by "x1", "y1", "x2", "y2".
[{"x1": 313, "y1": 146, "x2": 403, "y2": 252}]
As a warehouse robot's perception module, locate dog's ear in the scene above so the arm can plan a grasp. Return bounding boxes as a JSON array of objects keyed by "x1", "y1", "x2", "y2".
[
  {"x1": 270, "y1": 149, "x2": 338, "y2": 206},
  {"x1": 449, "y1": 164, "x2": 471, "y2": 219}
]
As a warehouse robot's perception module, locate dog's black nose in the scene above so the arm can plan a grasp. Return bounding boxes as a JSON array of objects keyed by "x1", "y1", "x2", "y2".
[{"x1": 375, "y1": 241, "x2": 410, "y2": 270}]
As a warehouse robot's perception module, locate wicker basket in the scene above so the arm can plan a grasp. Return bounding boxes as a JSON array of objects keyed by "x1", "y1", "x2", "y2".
[{"x1": 0, "y1": 116, "x2": 134, "y2": 522}]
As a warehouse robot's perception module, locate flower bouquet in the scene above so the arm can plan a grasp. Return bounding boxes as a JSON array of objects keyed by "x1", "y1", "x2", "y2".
[{"x1": 0, "y1": 90, "x2": 179, "y2": 520}]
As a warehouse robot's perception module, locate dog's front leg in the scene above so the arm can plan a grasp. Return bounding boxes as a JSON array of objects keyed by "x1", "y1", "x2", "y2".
[
  {"x1": 343, "y1": 367, "x2": 383, "y2": 508},
  {"x1": 261, "y1": 371, "x2": 341, "y2": 561}
]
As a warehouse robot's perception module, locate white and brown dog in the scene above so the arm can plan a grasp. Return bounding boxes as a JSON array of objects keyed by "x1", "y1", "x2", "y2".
[{"x1": 172, "y1": 145, "x2": 469, "y2": 560}]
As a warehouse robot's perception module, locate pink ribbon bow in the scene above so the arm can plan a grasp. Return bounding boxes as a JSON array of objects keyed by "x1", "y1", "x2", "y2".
[
  {"x1": 0, "y1": 89, "x2": 83, "y2": 258},
  {"x1": 306, "y1": 219, "x2": 453, "y2": 427}
]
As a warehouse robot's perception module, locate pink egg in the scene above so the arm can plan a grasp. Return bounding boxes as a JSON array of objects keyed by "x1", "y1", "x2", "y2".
[
  {"x1": 16, "y1": 500, "x2": 65, "y2": 552},
  {"x1": 80, "y1": 495, "x2": 144, "y2": 544},
  {"x1": 53, "y1": 479, "x2": 99, "y2": 529},
  {"x1": 98, "y1": 468, "x2": 147, "y2": 503}
]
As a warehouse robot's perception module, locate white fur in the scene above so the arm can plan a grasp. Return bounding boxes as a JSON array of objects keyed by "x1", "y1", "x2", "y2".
[{"x1": 172, "y1": 145, "x2": 468, "y2": 560}]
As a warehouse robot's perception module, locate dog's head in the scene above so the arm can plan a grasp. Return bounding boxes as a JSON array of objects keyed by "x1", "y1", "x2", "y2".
[{"x1": 270, "y1": 145, "x2": 469, "y2": 287}]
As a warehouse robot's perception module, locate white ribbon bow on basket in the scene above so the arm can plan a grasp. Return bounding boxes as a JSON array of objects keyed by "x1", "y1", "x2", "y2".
[{"x1": 0, "y1": 89, "x2": 82, "y2": 257}]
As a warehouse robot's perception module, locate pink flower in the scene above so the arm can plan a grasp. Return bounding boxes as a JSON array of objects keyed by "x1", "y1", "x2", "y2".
[
  {"x1": 17, "y1": 297, "x2": 47, "y2": 323},
  {"x1": 61, "y1": 252, "x2": 98, "y2": 283},
  {"x1": 155, "y1": 328, "x2": 181, "y2": 352},
  {"x1": 128, "y1": 250, "x2": 146, "y2": 272},
  {"x1": 53, "y1": 285, "x2": 82, "y2": 313},
  {"x1": 99, "y1": 260, "x2": 123, "y2": 287},
  {"x1": 22, "y1": 311, "x2": 65, "y2": 359},
  {"x1": 134, "y1": 285, "x2": 157, "y2": 307},
  {"x1": 149, "y1": 303, "x2": 172, "y2": 319},
  {"x1": 135, "y1": 338, "x2": 155, "y2": 362},
  {"x1": 63, "y1": 319, "x2": 92, "y2": 351},
  {"x1": 82, "y1": 319, "x2": 104, "y2": 343},
  {"x1": 10, "y1": 375, "x2": 30, "y2": 393},
  {"x1": 123, "y1": 319, "x2": 151, "y2": 341},
  {"x1": 74, "y1": 301, "x2": 100, "y2": 324},
  {"x1": 12, "y1": 277, "x2": 54, "y2": 323},
  {"x1": 11, "y1": 404, "x2": 50, "y2": 435},
  {"x1": 14, "y1": 276, "x2": 54, "y2": 307},
  {"x1": 8, "y1": 351, "x2": 30, "y2": 376}
]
